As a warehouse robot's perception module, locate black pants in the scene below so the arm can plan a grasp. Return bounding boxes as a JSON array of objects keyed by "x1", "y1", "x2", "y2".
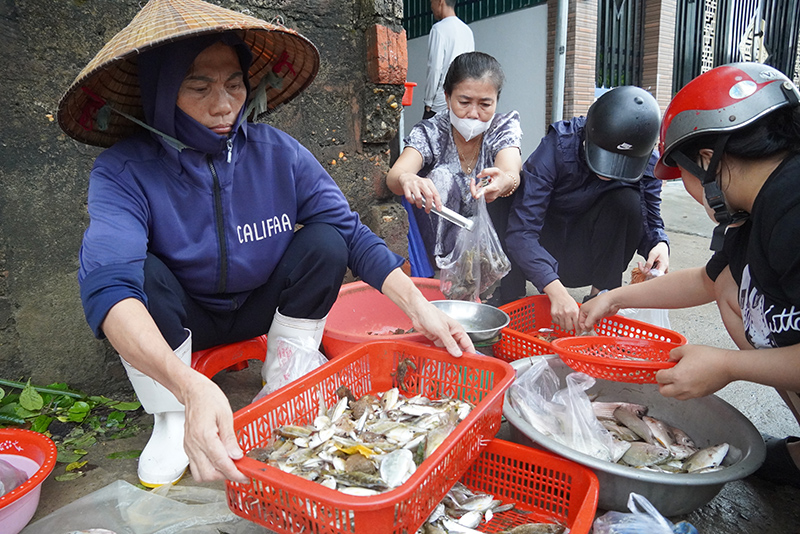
[
  {"x1": 487, "y1": 194, "x2": 527, "y2": 303},
  {"x1": 540, "y1": 187, "x2": 642, "y2": 291},
  {"x1": 143, "y1": 223, "x2": 348, "y2": 351}
]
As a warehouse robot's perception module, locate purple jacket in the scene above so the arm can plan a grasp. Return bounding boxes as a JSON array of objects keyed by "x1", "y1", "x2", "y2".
[{"x1": 79, "y1": 35, "x2": 402, "y2": 338}]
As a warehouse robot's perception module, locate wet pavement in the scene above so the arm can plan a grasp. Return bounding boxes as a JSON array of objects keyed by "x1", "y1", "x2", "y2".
[{"x1": 25, "y1": 181, "x2": 800, "y2": 533}]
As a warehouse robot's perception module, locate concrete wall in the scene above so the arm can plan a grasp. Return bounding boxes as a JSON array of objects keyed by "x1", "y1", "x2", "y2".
[
  {"x1": 403, "y1": 4, "x2": 549, "y2": 158},
  {"x1": 0, "y1": 0, "x2": 407, "y2": 395}
]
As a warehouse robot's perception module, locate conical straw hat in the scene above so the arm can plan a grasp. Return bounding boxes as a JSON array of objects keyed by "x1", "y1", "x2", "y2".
[{"x1": 57, "y1": 0, "x2": 319, "y2": 147}]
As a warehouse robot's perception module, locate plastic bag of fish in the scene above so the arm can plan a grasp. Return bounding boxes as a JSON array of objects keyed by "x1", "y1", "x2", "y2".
[
  {"x1": 246, "y1": 386, "x2": 474, "y2": 495},
  {"x1": 509, "y1": 358, "x2": 735, "y2": 474},
  {"x1": 507, "y1": 356, "x2": 629, "y2": 462}
]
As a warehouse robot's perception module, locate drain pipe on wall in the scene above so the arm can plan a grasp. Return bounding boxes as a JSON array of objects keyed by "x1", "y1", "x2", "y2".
[{"x1": 551, "y1": 0, "x2": 568, "y2": 123}]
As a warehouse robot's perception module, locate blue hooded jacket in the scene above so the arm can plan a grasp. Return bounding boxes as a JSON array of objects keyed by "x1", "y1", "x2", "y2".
[{"x1": 79, "y1": 34, "x2": 403, "y2": 338}]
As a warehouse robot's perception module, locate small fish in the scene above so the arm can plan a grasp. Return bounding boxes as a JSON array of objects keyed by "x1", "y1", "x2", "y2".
[
  {"x1": 275, "y1": 425, "x2": 313, "y2": 439},
  {"x1": 459, "y1": 493, "x2": 497, "y2": 512},
  {"x1": 379, "y1": 448, "x2": 416, "y2": 488},
  {"x1": 592, "y1": 401, "x2": 648, "y2": 420},
  {"x1": 620, "y1": 442, "x2": 672, "y2": 467},
  {"x1": 423, "y1": 522, "x2": 448, "y2": 534},
  {"x1": 500, "y1": 524, "x2": 566, "y2": 534},
  {"x1": 613, "y1": 406, "x2": 655, "y2": 443},
  {"x1": 642, "y1": 416, "x2": 675, "y2": 448},
  {"x1": 456, "y1": 510, "x2": 483, "y2": 528},
  {"x1": 683, "y1": 443, "x2": 730, "y2": 473},
  {"x1": 667, "y1": 443, "x2": 697, "y2": 461},
  {"x1": 668, "y1": 424, "x2": 697, "y2": 449},
  {"x1": 601, "y1": 420, "x2": 641, "y2": 442}
]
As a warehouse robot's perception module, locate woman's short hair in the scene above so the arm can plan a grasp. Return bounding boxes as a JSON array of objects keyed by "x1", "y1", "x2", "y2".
[{"x1": 443, "y1": 51, "x2": 505, "y2": 98}]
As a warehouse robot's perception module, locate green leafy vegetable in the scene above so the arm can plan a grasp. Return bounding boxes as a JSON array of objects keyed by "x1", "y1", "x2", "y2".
[{"x1": 20, "y1": 380, "x2": 44, "y2": 411}]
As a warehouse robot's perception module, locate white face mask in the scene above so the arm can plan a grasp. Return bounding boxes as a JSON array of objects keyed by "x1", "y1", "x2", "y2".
[{"x1": 449, "y1": 109, "x2": 492, "y2": 141}]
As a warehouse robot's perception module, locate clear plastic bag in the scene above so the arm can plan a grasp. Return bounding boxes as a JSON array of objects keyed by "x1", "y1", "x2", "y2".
[
  {"x1": 508, "y1": 357, "x2": 629, "y2": 462},
  {"x1": 593, "y1": 493, "x2": 699, "y2": 534},
  {"x1": 20, "y1": 480, "x2": 268, "y2": 534},
  {"x1": 436, "y1": 195, "x2": 511, "y2": 301},
  {"x1": 254, "y1": 337, "x2": 328, "y2": 401},
  {"x1": 0, "y1": 457, "x2": 29, "y2": 497},
  {"x1": 618, "y1": 266, "x2": 671, "y2": 328}
]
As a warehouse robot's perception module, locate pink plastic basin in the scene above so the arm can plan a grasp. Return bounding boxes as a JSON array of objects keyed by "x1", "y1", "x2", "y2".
[
  {"x1": 322, "y1": 278, "x2": 442, "y2": 358},
  {"x1": 0, "y1": 428, "x2": 58, "y2": 534}
]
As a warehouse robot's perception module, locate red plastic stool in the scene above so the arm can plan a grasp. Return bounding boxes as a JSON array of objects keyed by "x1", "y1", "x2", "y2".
[{"x1": 191, "y1": 335, "x2": 267, "y2": 379}]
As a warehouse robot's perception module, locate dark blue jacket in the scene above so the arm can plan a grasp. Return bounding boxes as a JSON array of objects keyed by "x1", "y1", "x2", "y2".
[
  {"x1": 79, "y1": 35, "x2": 402, "y2": 338},
  {"x1": 506, "y1": 117, "x2": 668, "y2": 292}
]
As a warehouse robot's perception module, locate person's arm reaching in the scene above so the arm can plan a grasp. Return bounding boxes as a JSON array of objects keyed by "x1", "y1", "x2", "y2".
[
  {"x1": 386, "y1": 147, "x2": 443, "y2": 212},
  {"x1": 578, "y1": 266, "x2": 716, "y2": 331},
  {"x1": 102, "y1": 298, "x2": 250, "y2": 484},
  {"x1": 381, "y1": 268, "x2": 475, "y2": 356}
]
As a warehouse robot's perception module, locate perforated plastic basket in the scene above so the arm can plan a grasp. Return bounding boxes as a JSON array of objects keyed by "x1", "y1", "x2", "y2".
[
  {"x1": 551, "y1": 336, "x2": 680, "y2": 384},
  {"x1": 460, "y1": 439, "x2": 599, "y2": 534},
  {"x1": 495, "y1": 295, "x2": 687, "y2": 363},
  {"x1": 227, "y1": 340, "x2": 515, "y2": 534}
]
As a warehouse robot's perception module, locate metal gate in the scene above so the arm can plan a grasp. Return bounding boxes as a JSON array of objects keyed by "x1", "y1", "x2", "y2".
[
  {"x1": 596, "y1": 0, "x2": 646, "y2": 88},
  {"x1": 673, "y1": 0, "x2": 800, "y2": 92}
]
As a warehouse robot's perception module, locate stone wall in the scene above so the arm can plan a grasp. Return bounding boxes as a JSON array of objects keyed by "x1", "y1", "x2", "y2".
[{"x1": 0, "y1": 0, "x2": 408, "y2": 395}]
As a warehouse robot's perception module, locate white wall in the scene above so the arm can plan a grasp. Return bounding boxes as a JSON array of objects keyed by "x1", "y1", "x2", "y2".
[{"x1": 403, "y1": 4, "x2": 549, "y2": 159}]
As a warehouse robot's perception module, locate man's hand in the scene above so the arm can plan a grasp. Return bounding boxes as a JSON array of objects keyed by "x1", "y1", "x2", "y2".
[
  {"x1": 181, "y1": 374, "x2": 250, "y2": 483},
  {"x1": 544, "y1": 280, "x2": 580, "y2": 332},
  {"x1": 645, "y1": 241, "x2": 670, "y2": 273},
  {"x1": 381, "y1": 269, "x2": 475, "y2": 356}
]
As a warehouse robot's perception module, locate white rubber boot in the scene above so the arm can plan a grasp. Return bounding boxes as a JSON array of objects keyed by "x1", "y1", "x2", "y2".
[
  {"x1": 258, "y1": 310, "x2": 327, "y2": 398},
  {"x1": 120, "y1": 329, "x2": 192, "y2": 487}
]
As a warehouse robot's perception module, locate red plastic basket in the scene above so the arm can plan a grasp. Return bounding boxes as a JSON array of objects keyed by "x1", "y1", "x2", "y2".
[
  {"x1": 460, "y1": 439, "x2": 599, "y2": 534},
  {"x1": 495, "y1": 295, "x2": 687, "y2": 363},
  {"x1": 550, "y1": 335, "x2": 680, "y2": 384},
  {"x1": 322, "y1": 278, "x2": 443, "y2": 358},
  {"x1": 0, "y1": 428, "x2": 58, "y2": 534},
  {"x1": 227, "y1": 340, "x2": 515, "y2": 534}
]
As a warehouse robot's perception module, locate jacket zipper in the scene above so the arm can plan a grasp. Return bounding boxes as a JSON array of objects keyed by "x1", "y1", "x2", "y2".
[{"x1": 207, "y1": 156, "x2": 228, "y2": 294}]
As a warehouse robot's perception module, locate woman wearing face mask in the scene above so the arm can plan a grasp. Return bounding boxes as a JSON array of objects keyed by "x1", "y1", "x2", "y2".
[{"x1": 386, "y1": 51, "x2": 525, "y2": 306}]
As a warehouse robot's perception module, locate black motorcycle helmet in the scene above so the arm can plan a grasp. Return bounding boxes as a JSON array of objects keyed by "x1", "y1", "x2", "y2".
[{"x1": 584, "y1": 86, "x2": 661, "y2": 183}]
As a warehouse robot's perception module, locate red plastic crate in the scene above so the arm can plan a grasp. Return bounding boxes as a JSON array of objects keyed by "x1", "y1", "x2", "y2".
[
  {"x1": 227, "y1": 340, "x2": 515, "y2": 534},
  {"x1": 494, "y1": 295, "x2": 687, "y2": 363},
  {"x1": 459, "y1": 439, "x2": 599, "y2": 534}
]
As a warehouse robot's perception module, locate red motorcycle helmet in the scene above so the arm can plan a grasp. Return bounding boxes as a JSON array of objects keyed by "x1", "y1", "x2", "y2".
[{"x1": 654, "y1": 62, "x2": 800, "y2": 180}]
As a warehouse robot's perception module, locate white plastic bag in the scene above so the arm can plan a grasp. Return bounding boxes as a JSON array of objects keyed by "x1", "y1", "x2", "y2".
[
  {"x1": 0, "y1": 458, "x2": 28, "y2": 497},
  {"x1": 508, "y1": 358, "x2": 628, "y2": 462},
  {"x1": 436, "y1": 195, "x2": 511, "y2": 301},
  {"x1": 20, "y1": 480, "x2": 266, "y2": 534},
  {"x1": 618, "y1": 266, "x2": 671, "y2": 328},
  {"x1": 254, "y1": 337, "x2": 328, "y2": 401},
  {"x1": 592, "y1": 493, "x2": 699, "y2": 534}
]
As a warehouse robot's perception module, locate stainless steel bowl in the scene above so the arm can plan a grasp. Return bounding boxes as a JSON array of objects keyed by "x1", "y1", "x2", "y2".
[
  {"x1": 503, "y1": 356, "x2": 766, "y2": 516},
  {"x1": 430, "y1": 300, "x2": 510, "y2": 342}
]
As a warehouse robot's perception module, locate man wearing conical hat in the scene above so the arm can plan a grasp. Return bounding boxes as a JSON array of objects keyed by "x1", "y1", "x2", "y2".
[{"x1": 58, "y1": 0, "x2": 474, "y2": 487}]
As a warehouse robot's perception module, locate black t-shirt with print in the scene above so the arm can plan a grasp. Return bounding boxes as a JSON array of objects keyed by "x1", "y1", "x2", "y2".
[{"x1": 705, "y1": 154, "x2": 800, "y2": 349}]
